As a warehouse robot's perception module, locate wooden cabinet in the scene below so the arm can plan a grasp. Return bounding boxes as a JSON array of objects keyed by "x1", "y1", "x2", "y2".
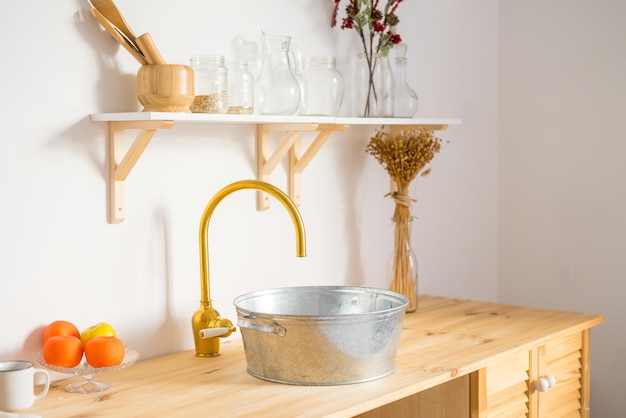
[
  {"x1": 28, "y1": 296, "x2": 603, "y2": 418},
  {"x1": 471, "y1": 329, "x2": 590, "y2": 417}
]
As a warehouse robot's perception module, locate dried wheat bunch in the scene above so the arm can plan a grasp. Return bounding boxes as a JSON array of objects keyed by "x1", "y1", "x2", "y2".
[
  {"x1": 366, "y1": 128, "x2": 443, "y2": 190},
  {"x1": 366, "y1": 127, "x2": 445, "y2": 312}
]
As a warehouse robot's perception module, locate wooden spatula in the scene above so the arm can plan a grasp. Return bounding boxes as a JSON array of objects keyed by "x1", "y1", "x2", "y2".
[{"x1": 90, "y1": 8, "x2": 147, "y2": 65}]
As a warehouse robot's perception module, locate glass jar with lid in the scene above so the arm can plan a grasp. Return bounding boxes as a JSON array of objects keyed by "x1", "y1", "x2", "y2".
[
  {"x1": 299, "y1": 56, "x2": 344, "y2": 116},
  {"x1": 190, "y1": 54, "x2": 228, "y2": 113},
  {"x1": 227, "y1": 61, "x2": 254, "y2": 114}
]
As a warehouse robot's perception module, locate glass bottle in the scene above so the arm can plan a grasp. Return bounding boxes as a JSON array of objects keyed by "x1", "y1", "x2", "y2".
[
  {"x1": 227, "y1": 61, "x2": 254, "y2": 115},
  {"x1": 393, "y1": 44, "x2": 418, "y2": 118},
  {"x1": 299, "y1": 56, "x2": 344, "y2": 116},
  {"x1": 389, "y1": 216, "x2": 418, "y2": 313},
  {"x1": 355, "y1": 52, "x2": 394, "y2": 117},
  {"x1": 190, "y1": 55, "x2": 228, "y2": 114}
]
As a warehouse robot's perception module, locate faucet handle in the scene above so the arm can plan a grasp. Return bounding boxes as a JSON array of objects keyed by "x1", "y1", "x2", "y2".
[{"x1": 199, "y1": 327, "x2": 230, "y2": 339}]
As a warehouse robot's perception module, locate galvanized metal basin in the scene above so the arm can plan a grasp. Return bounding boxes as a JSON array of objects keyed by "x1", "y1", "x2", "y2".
[{"x1": 233, "y1": 286, "x2": 408, "y2": 385}]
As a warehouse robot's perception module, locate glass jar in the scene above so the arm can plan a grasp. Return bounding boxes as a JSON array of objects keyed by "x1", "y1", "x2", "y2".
[
  {"x1": 394, "y1": 44, "x2": 419, "y2": 117},
  {"x1": 190, "y1": 55, "x2": 228, "y2": 113},
  {"x1": 227, "y1": 61, "x2": 254, "y2": 114},
  {"x1": 299, "y1": 56, "x2": 344, "y2": 116}
]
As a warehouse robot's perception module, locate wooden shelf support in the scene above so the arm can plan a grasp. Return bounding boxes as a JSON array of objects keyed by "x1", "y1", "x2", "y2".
[
  {"x1": 389, "y1": 123, "x2": 449, "y2": 136},
  {"x1": 256, "y1": 123, "x2": 349, "y2": 210},
  {"x1": 91, "y1": 113, "x2": 460, "y2": 222},
  {"x1": 108, "y1": 120, "x2": 174, "y2": 223},
  {"x1": 289, "y1": 124, "x2": 350, "y2": 206}
]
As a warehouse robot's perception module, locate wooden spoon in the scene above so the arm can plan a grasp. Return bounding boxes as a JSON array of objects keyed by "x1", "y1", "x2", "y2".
[
  {"x1": 90, "y1": 0, "x2": 138, "y2": 45},
  {"x1": 135, "y1": 33, "x2": 167, "y2": 65},
  {"x1": 90, "y1": 8, "x2": 147, "y2": 65}
]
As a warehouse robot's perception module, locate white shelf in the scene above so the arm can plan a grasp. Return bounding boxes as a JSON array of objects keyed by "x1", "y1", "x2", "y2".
[
  {"x1": 91, "y1": 112, "x2": 460, "y2": 223},
  {"x1": 91, "y1": 112, "x2": 460, "y2": 127}
]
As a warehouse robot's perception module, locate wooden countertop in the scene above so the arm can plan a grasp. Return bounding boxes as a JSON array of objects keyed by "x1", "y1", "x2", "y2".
[{"x1": 28, "y1": 296, "x2": 604, "y2": 418}]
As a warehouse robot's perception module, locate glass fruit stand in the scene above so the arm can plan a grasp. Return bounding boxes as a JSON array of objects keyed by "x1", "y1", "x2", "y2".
[{"x1": 36, "y1": 349, "x2": 139, "y2": 393}]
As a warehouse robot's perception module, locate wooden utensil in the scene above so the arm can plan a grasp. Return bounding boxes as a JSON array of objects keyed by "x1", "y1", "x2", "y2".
[
  {"x1": 90, "y1": 8, "x2": 147, "y2": 65},
  {"x1": 135, "y1": 33, "x2": 167, "y2": 65},
  {"x1": 90, "y1": 0, "x2": 137, "y2": 45}
]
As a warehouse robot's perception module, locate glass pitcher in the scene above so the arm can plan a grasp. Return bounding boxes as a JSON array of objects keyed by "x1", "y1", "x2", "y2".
[{"x1": 255, "y1": 32, "x2": 302, "y2": 115}]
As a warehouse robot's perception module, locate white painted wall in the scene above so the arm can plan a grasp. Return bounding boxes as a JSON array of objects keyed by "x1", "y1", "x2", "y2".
[
  {"x1": 0, "y1": 0, "x2": 500, "y2": 406},
  {"x1": 498, "y1": 1, "x2": 626, "y2": 416}
]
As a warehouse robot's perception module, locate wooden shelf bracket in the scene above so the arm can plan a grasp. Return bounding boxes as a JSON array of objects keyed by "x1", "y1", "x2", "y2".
[
  {"x1": 256, "y1": 123, "x2": 349, "y2": 210},
  {"x1": 108, "y1": 120, "x2": 174, "y2": 223},
  {"x1": 93, "y1": 113, "x2": 459, "y2": 223}
]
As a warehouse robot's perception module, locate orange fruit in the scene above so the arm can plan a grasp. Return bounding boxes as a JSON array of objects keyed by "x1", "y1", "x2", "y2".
[
  {"x1": 42, "y1": 335, "x2": 84, "y2": 368},
  {"x1": 84, "y1": 336, "x2": 125, "y2": 368},
  {"x1": 43, "y1": 320, "x2": 80, "y2": 343}
]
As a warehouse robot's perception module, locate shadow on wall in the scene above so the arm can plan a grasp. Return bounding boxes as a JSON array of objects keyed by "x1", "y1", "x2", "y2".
[
  {"x1": 73, "y1": 4, "x2": 141, "y2": 113},
  {"x1": 334, "y1": 129, "x2": 370, "y2": 286}
]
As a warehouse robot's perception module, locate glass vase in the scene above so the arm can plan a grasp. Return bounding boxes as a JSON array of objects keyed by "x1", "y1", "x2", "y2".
[
  {"x1": 355, "y1": 52, "x2": 394, "y2": 117},
  {"x1": 388, "y1": 197, "x2": 418, "y2": 313}
]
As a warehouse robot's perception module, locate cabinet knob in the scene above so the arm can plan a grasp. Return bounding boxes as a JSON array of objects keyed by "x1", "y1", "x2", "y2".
[{"x1": 536, "y1": 374, "x2": 557, "y2": 392}]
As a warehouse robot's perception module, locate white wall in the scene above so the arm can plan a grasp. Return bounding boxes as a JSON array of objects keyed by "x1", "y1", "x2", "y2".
[
  {"x1": 8, "y1": 0, "x2": 622, "y2": 415},
  {"x1": 498, "y1": 1, "x2": 626, "y2": 416},
  {"x1": 0, "y1": 0, "x2": 497, "y2": 381}
]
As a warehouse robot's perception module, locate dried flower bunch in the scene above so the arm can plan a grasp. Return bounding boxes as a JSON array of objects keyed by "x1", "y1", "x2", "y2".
[
  {"x1": 366, "y1": 128, "x2": 442, "y2": 192},
  {"x1": 331, "y1": 0, "x2": 403, "y2": 57},
  {"x1": 366, "y1": 127, "x2": 444, "y2": 313}
]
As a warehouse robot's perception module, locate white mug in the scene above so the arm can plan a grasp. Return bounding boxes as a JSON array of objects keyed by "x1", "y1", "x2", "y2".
[{"x1": 0, "y1": 361, "x2": 50, "y2": 411}]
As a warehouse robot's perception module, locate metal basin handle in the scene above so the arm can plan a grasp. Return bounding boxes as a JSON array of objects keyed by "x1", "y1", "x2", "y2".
[{"x1": 238, "y1": 315, "x2": 287, "y2": 336}]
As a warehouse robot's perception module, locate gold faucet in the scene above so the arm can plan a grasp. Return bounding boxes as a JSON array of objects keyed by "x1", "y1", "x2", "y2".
[{"x1": 192, "y1": 180, "x2": 307, "y2": 357}]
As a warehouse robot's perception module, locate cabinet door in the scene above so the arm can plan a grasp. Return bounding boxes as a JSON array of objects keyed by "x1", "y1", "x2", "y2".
[
  {"x1": 471, "y1": 349, "x2": 531, "y2": 417},
  {"x1": 486, "y1": 349, "x2": 531, "y2": 417},
  {"x1": 531, "y1": 330, "x2": 588, "y2": 418}
]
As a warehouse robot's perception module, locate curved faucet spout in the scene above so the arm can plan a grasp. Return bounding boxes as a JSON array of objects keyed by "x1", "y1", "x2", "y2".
[{"x1": 192, "y1": 179, "x2": 307, "y2": 357}]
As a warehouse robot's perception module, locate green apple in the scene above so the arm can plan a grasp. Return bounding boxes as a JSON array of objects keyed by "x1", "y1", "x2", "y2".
[{"x1": 80, "y1": 322, "x2": 116, "y2": 346}]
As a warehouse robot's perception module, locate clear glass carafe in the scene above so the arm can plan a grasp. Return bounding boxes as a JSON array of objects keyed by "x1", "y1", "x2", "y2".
[
  {"x1": 299, "y1": 56, "x2": 344, "y2": 116},
  {"x1": 255, "y1": 33, "x2": 302, "y2": 115},
  {"x1": 393, "y1": 44, "x2": 418, "y2": 117}
]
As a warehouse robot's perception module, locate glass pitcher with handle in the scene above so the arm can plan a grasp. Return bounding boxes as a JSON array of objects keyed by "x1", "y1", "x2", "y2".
[{"x1": 255, "y1": 32, "x2": 302, "y2": 115}]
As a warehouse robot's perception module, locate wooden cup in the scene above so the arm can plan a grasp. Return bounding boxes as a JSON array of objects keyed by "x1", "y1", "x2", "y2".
[{"x1": 137, "y1": 64, "x2": 194, "y2": 112}]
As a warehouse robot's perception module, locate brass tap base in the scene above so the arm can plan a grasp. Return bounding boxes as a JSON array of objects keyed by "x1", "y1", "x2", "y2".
[
  {"x1": 195, "y1": 352, "x2": 221, "y2": 358},
  {"x1": 191, "y1": 304, "x2": 235, "y2": 357}
]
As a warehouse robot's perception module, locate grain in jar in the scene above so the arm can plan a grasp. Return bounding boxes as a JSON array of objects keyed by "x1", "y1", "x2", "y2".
[
  {"x1": 227, "y1": 61, "x2": 254, "y2": 114},
  {"x1": 190, "y1": 55, "x2": 228, "y2": 113}
]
